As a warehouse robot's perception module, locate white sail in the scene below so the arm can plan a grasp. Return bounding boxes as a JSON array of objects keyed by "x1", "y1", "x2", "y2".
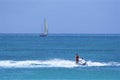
[{"x1": 44, "y1": 19, "x2": 48, "y2": 35}]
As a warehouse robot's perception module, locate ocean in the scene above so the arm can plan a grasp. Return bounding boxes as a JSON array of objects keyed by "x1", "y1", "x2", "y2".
[{"x1": 0, "y1": 34, "x2": 120, "y2": 80}]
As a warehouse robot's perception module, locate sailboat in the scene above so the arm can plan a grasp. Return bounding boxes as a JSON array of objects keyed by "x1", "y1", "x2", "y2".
[{"x1": 40, "y1": 19, "x2": 48, "y2": 37}]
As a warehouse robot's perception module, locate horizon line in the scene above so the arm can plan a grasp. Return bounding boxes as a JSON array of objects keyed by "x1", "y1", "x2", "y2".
[{"x1": 0, "y1": 32, "x2": 120, "y2": 35}]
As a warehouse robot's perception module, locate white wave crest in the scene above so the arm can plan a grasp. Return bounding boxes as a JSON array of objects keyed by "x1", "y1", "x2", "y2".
[{"x1": 0, "y1": 59, "x2": 120, "y2": 68}]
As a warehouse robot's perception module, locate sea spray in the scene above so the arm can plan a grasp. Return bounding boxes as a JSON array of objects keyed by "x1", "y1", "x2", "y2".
[{"x1": 0, "y1": 59, "x2": 120, "y2": 68}]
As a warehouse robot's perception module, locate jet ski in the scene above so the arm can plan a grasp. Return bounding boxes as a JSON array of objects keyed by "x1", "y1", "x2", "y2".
[{"x1": 78, "y1": 58, "x2": 86, "y2": 65}]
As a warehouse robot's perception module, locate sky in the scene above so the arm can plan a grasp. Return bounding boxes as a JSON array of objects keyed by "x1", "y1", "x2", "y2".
[{"x1": 0, "y1": 0, "x2": 120, "y2": 34}]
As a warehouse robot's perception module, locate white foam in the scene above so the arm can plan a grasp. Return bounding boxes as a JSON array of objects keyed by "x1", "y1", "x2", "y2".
[
  {"x1": 86, "y1": 61, "x2": 120, "y2": 67},
  {"x1": 0, "y1": 59, "x2": 78, "y2": 68},
  {"x1": 0, "y1": 59, "x2": 120, "y2": 68}
]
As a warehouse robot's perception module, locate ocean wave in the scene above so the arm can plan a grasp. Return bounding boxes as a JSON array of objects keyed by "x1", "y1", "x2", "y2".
[{"x1": 0, "y1": 59, "x2": 120, "y2": 68}]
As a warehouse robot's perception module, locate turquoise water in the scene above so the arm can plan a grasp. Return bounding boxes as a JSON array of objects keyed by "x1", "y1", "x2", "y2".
[{"x1": 0, "y1": 34, "x2": 120, "y2": 80}]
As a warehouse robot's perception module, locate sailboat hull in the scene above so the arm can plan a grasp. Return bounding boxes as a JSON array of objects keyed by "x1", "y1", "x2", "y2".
[{"x1": 40, "y1": 33, "x2": 47, "y2": 37}]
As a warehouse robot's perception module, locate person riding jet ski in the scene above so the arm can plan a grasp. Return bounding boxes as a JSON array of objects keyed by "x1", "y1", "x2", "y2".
[{"x1": 75, "y1": 53, "x2": 86, "y2": 65}]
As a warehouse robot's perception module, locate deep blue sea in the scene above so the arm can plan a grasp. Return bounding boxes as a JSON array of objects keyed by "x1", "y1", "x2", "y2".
[{"x1": 0, "y1": 34, "x2": 120, "y2": 80}]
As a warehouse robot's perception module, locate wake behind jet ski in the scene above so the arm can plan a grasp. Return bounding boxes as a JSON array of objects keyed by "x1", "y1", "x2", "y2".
[{"x1": 75, "y1": 54, "x2": 86, "y2": 65}]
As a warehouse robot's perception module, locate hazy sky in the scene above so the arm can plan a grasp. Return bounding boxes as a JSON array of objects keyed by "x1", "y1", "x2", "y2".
[{"x1": 0, "y1": 0, "x2": 120, "y2": 33}]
